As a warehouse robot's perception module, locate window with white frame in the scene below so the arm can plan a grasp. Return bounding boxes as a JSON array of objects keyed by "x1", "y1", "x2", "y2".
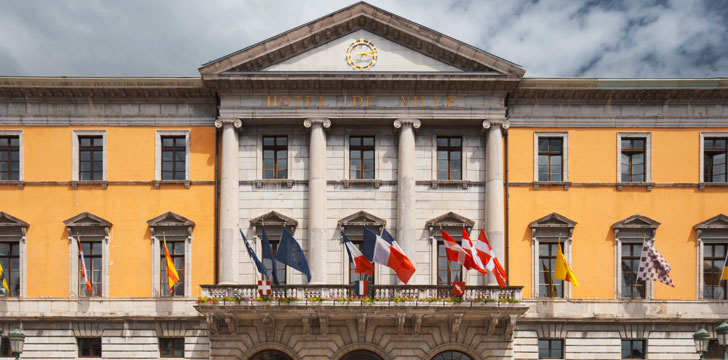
[
  {"x1": 249, "y1": 211, "x2": 298, "y2": 286},
  {"x1": 72, "y1": 130, "x2": 107, "y2": 181},
  {"x1": 701, "y1": 133, "x2": 728, "y2": 183},
  {"x1": 0, "y1": 131, "x2": 22, "y2": 181},
  {"x1": 612, "y1": 214, "x2": 660, "y2": 299},
  {"x1": 617, "y1": 133, "x2": 651, "y2": 183},
  {"x1": 426, "y1": 212, "x2": 474, "y2": 285},
  {"x1": 147, "y1": 211, "x2": 194, "y2": 297},
  {"x1": 534, "y1": 132, "x2": 568, "y2": 182},
  {"x1": 155, "y1": 130, "x2": 190, "y2": 181},
  {"x1": 0, "y1": 212, "x2": 27, "y2": 297},
  {"x1": 696, "y1": 214, "x2": 728, "y2": 300},
  {"x1": 64, "y1": 212, "x2": 111, "y2": 298},
  {"x1": 338, "y1": 211, "x2": 385, "y2": 285},
  {"x1": 530, "y1": 213, "x2": 576, "y2": 298}
]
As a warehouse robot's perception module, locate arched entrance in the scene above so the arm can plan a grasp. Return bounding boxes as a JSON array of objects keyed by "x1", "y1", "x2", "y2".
[
  {"x1": 340, "y1": 350, "x2": 384, "y2": 360},
  {"x1": 431, "y1": 351, "x2": 473, "y2": 360},
  {"x1": 249, "y1": 350, "x2": 294, "y2": 360}
]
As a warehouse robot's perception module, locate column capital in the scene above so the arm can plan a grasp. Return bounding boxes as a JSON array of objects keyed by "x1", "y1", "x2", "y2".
[
  {"x1": 393, "y1": 118, "x2": 421, "y2": 129},
  {"x1": 482, "y1": 119, "x2": 510, "y2": 131},
  {"x1": 304, "y1": 118, "x2": 331, "y2": 129},
  {"x1": 215, "y1": 118, "x2": 242, "y2": 129}
]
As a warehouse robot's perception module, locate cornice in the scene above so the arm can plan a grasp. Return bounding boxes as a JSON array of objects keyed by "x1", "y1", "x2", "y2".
[{"x1": 0, "y1": 77, "x2": 213, "y2": 99}]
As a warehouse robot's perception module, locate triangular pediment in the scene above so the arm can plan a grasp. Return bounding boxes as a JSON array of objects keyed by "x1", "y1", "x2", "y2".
[
  {"x1": 529, "y1": 213, "x2": 577, "y2": 229},
  {"x1": 337, "y1": 211, "x2": 386, "y2": 227},
  {"x1": 63, "y1": 212, "x2": 112, "y2": 228},
  {"x1": 200, "y1": 2, "x2": 524, "y2": 76},
  {"x1": 147, "y1": 211, "x2": 195, "y2": 228},
  {"x1": 249, "y1": 211, "x2": 298, "y2": 229},
  {"x1": 695, "y1": 214, "x2": 728, "y2": 230},
  {"x1": 612, "y1": 214, "x2": 660, "y2": 230},
  {"x1": 426, "y1": 212, "x2": 475, "y2": 229},
  {"x1": 0, "y1": 212, "x2": 29, "y2": 228}
]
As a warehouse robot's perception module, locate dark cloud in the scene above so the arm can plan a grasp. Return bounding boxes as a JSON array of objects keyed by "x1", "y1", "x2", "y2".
[{"x1": 0, "y1": 0, "x2": 725, "y2": 78}]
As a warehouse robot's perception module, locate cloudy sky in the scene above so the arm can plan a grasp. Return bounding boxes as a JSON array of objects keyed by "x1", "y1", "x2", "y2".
[{"x1": 1, "y1": 0, "x2": 726, "y2": 78}]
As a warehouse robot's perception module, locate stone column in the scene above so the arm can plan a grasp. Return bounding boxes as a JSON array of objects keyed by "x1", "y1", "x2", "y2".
[
  {"x1": 394, "y1": 119, "x2": 420, "y2": 284},
  {"x1": 304, "y1": 118, "x2": 330, "y2": 284},
  {"x1": 215, "y1": 118, "x2": 242, "y2": 284},
  {"x1": 484, "y1": 120, "x2": 507, "y2": 286}
]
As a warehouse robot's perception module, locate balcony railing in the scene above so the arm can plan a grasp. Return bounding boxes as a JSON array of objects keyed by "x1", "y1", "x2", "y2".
[{"x1": 201, "y1": 284, "x2": 521, "y2": 302}]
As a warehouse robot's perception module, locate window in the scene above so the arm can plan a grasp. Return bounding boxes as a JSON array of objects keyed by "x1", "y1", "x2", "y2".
[
  {"x1": 65, "y1": 212, "x2": 111, "y2": 298},
  {"x1": 155, "y1": 130, "x2": 190, "y2": 181},
  {"x1": 621, "y1": 340, "x2": 645, "y2": 359},
  {"x1": 0, "y1": 242, "x2": 20, "y2": 296},
  {"x1": 538, "y1": 339, "x2": 563, "y2": 359},
  {"x1": 72, "y1": 130, "x2": 106, "y2": 182},
  {"x1": 78, "y1": 136, "x2": 103, "y2": 181},
  {"x1": 148, "y1": 211, "x2": 194, "y2": 297},
  {"x1": 0, "y1": 337, "x2": 10, "y2": 357},
  {"x1": 263, "y1": 136, "x2": 287, "y2": 179},
  {"x1": 613, "y1": 214, "x2": 659, "y2": 300},
  {"x1": 534, "y1": 133, "x2": 568, "y2": 183},
  {"x1": 349, "y1": 136, "x2": 374, "y2": 180},
  {"x1": 338, "y1": 211, "x2": 384, "y2": 285},
  {"x1": 161, "y1": 240, "x2": 185, "y2": 296},
  {"x1": 426, "y1": 212, "x2": 474, "y2": 285},
  {"x1": 250, "y1": 211, "x2": 299, "y2": 286},
  {"x1": 530, "y1": 213, "x2": 576, "y2": 299},
  {"x1": 621, "y1": 243, "x2": 646, "y2": 299},
  {"x1": 538, "y1": 243, "x2": 564, "y2": 298},
  {"x1": 78, "y1": 337, "x2": 102, "y2": 358},
  {"x1": 704, "y1": 137, "x2": 727, "y2": 183},
  {"x1": 617, "y1": 133, "x2": 651, "y2": 183},
  {"x1": 436, "y1": 136, "x2": 461, "y2": 180},
  {"x1": 0, "y1": 135, "x2": 20, "y2": 181},
  {"x1": 159, "y1": 338, "x2": 184, "y2": 358},
  {"x1": 696, "y1": 214, "x2": 728, "y2": 299}
]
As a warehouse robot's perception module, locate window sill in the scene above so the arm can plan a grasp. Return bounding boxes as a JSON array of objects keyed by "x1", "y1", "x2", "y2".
[
  {"x1": 254, "y1": 179, "x2": 295, "y2": 188},
  {"x1": 699, "y1": 182, "x2": 728, "y2": 191},
  {"x1": 70, "y1": 181, "x2": 108, "y2": 189},
  {"x1": 0, "y1": 180, "x2": 24, "y2": 189},
  {"x1": 616, "y1": 182, "x2": 654, "y2": 191},
  {"x1": 426, "y1": 180, "x2": 473, "y2": 189},
  {"x1": 532, "y1": 181, "x2": 571, "y2": 190},
  {"x1": 153, "y1": 180, "x2": 191, "y2": 189},
  {"x1": 342, "y1": 179, "x2": 381, "y2": 189}
]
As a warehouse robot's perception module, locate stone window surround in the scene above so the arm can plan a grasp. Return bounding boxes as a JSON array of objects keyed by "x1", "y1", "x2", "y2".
[
  {"x1": 530, "y1": 213, "x2": 576, "y2": 299},
  {"x1": 0, "y1": 130, "x2": 23, "y2": 182},
  {"x1": 249, "y1": 211, "x2": 299, "y2": 285},
  {"x1": 155, "y1": 130, "x2": 190, "y2": 181},
  {"x1": 430, "y1": 130, "x2": 470, "y2": 182},
  {"x1": 616, "y1": 132, "x2": 652, "y2": 183},
  {"x1": 612, "y1": 215, "x2": 659, "y2": 300},
  {"x1": 700, "y1": 132, "x2": 728, "y2": 184},
  {"x1": 72, "y1": 130, "x2": 107, "y2": 181},
  {"x1": 148, "y1": 212, "x2": 194, "y2": 297},
  {"x1": 343, "y1": 131, "x2": 381, "y2": 181},
  {"x1": 254, "y1": 127, "x2": 295, "y2": 182},
  {"x1": 695, "y1": 214, "x2": 728, "y2": 299},
  {"x1": 0, "y1": 212, "x2": 28, "y2": 297},
  {"x1": 337, "y1": 211, "x2": 386, "y2": 285},
  {"x1": 426, "y1": 212, "x2": 475, "y2": 286},
  {"x1": 533, "y1": 132, "x2": 569, "y2": 183},
  {"x1": 65, "y1": 213, "x2": 111, "y2": 298}
]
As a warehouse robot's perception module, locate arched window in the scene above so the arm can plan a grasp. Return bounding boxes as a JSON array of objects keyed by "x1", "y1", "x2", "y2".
[
  {"x1": 340, "y1": 350, "x2": 383, "y2": 360},
  {"x1": 432, "y1": 351, "x2": 472, "y2": 360},
  {"x1": 249, "y1": 350, "x2": 293, "y2": 360}
]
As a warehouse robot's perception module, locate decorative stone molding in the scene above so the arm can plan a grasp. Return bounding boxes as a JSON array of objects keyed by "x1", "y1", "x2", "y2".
[
  {"x1": 357, "y1": 313, "x2": 367, "y2": 334},
  {"x1": 414, "y1": 315, "x2": 423, "y2": 335},
  {"x1": 482, "y1": 119, "x2": 510, "y2": 131},
  {"x1": 504, "y1": 315, "x2": 518, "y2": 339},
  {"x1": 71, "y1": 322, "x2": 103, "y2": 337},
  {"x1": 397, "y1": 313, "x2": 407, "y2": 334},
  {"x1": 262, "y1": 314, "x2": 275, "y2": 339},
  {"x1": 451, "y1": 313, "x2": 463, "y2": 333},
  {"x1": 156, "y1": 321, "x2": 188, "y2": 338},
  {"x1": 319, "y1": 315, "x2": 328, "y2": 335},
  {"x1": 302, "y1": 315, "x2": 310, "y2": 333},
  {"x1": 393, "y1": 118, "x2": 421, "y2": 129},
  {"x1": 487, "y1": 317, "x2": 498, "y2": 335},
  {"x1": 303, "y1": 118, "x2": 331, "y2": 128},
  {"x1": 214, "y1": 118, "x2": 242, "y2": 129},
  {"x1": 225, "y1": 315, "x2": 237, "y2": 334}
]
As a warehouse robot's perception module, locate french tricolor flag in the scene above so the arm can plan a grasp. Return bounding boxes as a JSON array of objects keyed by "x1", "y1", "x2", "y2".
[
  {"x1": 363, "y1": 228, "x2": 416, "y2": 284},
  {"x1": 342, "y1": 232, "x2": 374, "y2": 277}
]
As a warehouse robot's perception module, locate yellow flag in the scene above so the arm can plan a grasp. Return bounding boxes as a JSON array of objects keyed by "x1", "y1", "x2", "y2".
[
  {"x1": 554, "y1": 242, "x2": 579, "y2": 287},
  {"x1": 163, "y1": 238, "x2": 180, "y2": 294},
  {"x1": 0, "y1": 261, "x2": 9, "y2": 294}
]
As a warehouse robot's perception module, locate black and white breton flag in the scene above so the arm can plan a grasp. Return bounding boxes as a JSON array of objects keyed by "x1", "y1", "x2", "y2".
[{"x1": 636, "y1": 240, "x2": 674, "y2": 287}]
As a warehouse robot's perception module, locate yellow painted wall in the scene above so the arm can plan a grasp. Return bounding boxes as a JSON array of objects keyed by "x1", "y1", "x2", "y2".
[
  {"x1": 508, "y1": 128, "x2": 728, "y2": 300},
  {"x1": 0, "y1": 126, "x2": 215, "y2": 297}
]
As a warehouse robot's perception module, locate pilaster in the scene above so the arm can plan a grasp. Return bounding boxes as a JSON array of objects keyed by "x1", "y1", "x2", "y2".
[
  {"x1": 304, "y1": 118, "x2": 331, "y2": 284},
  {"x1": 216, "y1": 118, "x2": 242, "y2": 284},
  {"x1": 394, "y1": 118, "x2": 420, "y2": 283},
  {"x1": 484, "y1": 119, "x2": 508, "y2": 286}
]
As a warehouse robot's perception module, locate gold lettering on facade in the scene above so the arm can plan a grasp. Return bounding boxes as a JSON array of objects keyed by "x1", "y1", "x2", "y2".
[
  {"x1": 264, "y1": 95, "x2": 455, "y2": 107},
  {"x1": 366, "y1": 96, "x2": 375, "y2": 107},
  {"x1": 280, "y1": 96, "x2": 291, "y2": 106},
  {"x1": 295, "y1": 96, "x2": 302, "y2": 107},
  {"x1": 353, "y1": 96, "x2": 363, "y2": 107},
  {"x1": 306, "y1": 96, "x2": 315, "y2": 107},
  {"x1": 400, "y1": 96, "x2": 409, "y2": 106},
  {"x1": 447, "y1": 96, "x2": 455, "y2": 107}
]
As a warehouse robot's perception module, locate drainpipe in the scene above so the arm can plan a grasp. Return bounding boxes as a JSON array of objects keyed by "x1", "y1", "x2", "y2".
[
  {"x1": 213, "y1": 92, "x2": 220, "y2": 284},
  {"x1": 504, "y1": 92, "x2": 511, "y2": 285}
]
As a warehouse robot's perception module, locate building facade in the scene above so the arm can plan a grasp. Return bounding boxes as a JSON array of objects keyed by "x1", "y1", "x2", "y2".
[{"x1": 1, "y1": 2, "x2": 728, "y2": 359}]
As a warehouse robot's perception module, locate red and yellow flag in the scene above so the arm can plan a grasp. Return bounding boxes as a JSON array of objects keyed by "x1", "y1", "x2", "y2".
[
  {"x1": 554, "y1": 241, "x2": 579, "y2": 287},
  {"x1": 163, "y1": 238, "x2": 180, "y2": 294}
]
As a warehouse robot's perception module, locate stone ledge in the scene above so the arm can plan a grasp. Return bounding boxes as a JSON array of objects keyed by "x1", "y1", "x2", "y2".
[
  {"x1": 0, "y1": 298, "x2": 201, "y2": 319},
  {"x1": 521, "y1": 299, "x2": 728, "y2": 322}
]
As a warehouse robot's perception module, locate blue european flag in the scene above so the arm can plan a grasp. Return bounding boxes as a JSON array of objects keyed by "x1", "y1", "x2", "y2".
[
  {"x1": 240, "y1": 228, "x2": 268, "y2": 278},
  {"x1": 275, "y1": 227, "x2": 311, "y2": 283},
  {"x1": 260, "y1": 226, "x2": 280, "y2": 286}
]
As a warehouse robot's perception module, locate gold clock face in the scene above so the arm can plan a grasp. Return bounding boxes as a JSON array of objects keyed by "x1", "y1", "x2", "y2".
[{"x1": 345, "y1": 39, "x2": 378, "y2": 70}]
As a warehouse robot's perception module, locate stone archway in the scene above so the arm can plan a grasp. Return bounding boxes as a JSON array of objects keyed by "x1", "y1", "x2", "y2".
[
  {"x1": 248, "y1": 350, "x2": 294, "y2": 360},
  {"x1": 340, "y1": 350, "x2": 384, "y2": 360},
  {"x1": 430, "y1": 351, "x2": 473, "y2": 360}
]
